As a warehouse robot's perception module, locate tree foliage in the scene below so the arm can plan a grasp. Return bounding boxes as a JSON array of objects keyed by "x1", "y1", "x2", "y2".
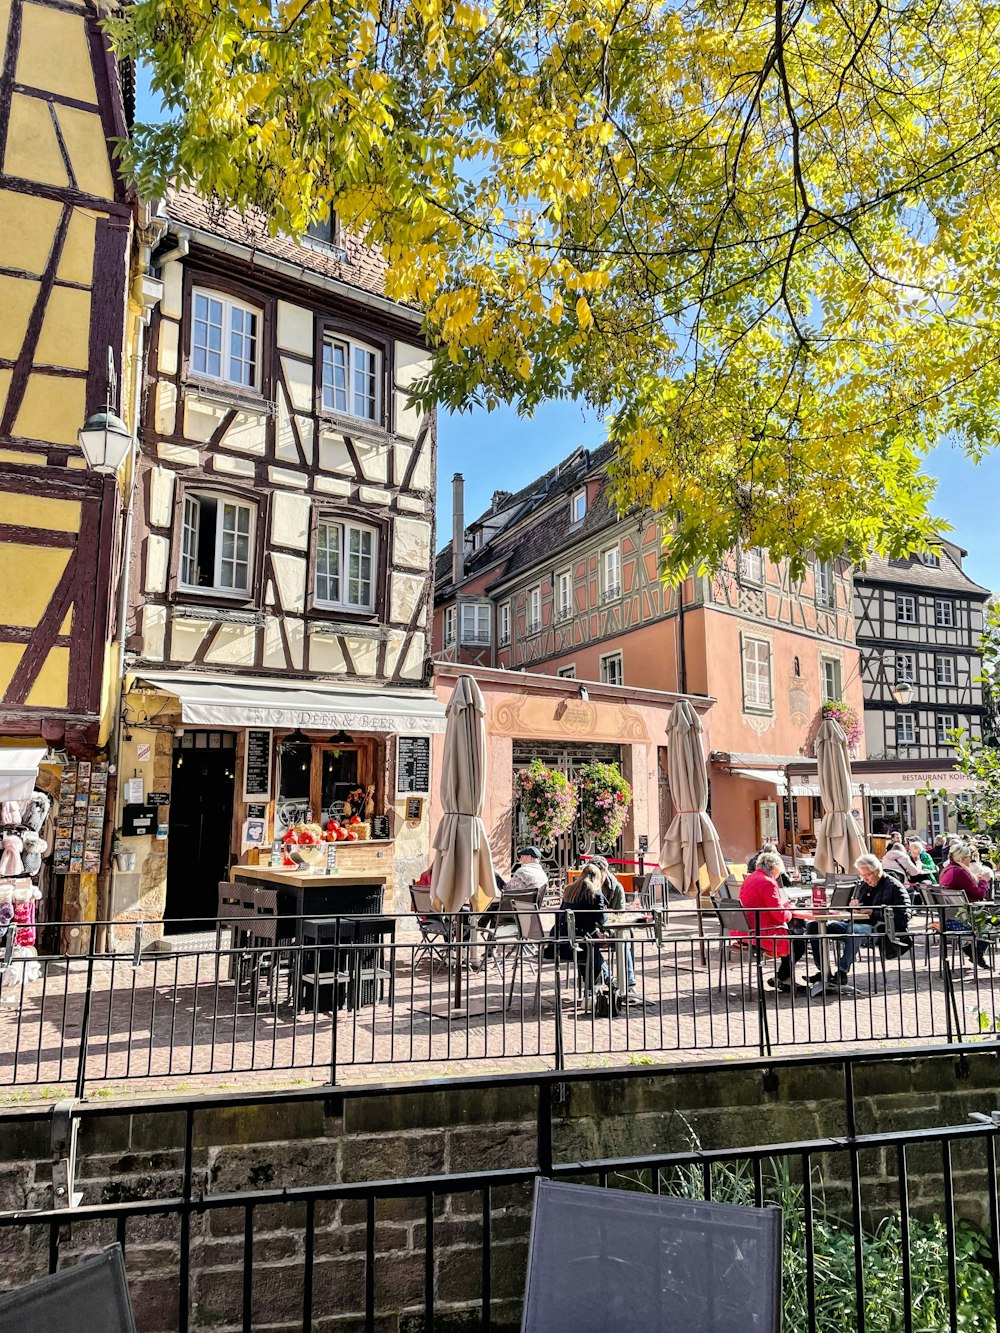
[
  {"x1": 953, "y1": 603, "x2": 1000, "y2": 836},
  {"x1": 112, "y1": 0, "x2": 1000, "y2": 574}
]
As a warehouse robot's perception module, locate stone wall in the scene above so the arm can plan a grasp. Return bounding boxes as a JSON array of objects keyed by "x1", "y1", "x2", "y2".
[{"x1": 1, "y1": 1051, "x2": 999, "y2": 1331}]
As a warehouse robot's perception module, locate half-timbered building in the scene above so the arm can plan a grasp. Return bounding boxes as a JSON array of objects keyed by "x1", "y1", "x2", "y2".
[
  {"x1": 112, "y1": 190, "x2": 442, "y2": 926},
  {"x1": 434, "y1": 449, "x2": 865, "y2": 861},
  {"x1": 0, "y1": 0, "x2": 149, "y2": 932},
  {"x1": 853, "y1": 543, "x2": 988, "y2": 836}
]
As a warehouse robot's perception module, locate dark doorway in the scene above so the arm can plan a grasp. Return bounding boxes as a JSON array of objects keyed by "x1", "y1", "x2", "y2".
[{"x1": 165, "y1": 731, "x2": 237, "y2": 931}]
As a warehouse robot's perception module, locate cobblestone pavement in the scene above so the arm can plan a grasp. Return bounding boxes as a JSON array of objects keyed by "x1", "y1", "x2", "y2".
[{"x1": 2, "y1": 903, "x2": 997, "y2": 1101}]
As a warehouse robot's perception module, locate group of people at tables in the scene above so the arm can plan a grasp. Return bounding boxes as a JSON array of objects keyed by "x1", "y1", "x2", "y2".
[{"x1": 737, "y1": 834, "x2": 995, "y2": 993}]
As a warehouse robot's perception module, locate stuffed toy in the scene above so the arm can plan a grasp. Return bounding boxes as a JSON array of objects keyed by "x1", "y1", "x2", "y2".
[
  {"x1": 21, "y1": 831, "x2": 46, "y2": 877},
  {"x1": 19, "y1": 792, "x2": 50, "y2": 833},
  {"x1": 0, "y1": 802, "x2": 19, "y2": 826},
  {"x1": 12, "y1": 882, "x2": 39, "y2": 947},
  {"x1": 0, "y1": 834, "x2": 23, "y2": 877}
]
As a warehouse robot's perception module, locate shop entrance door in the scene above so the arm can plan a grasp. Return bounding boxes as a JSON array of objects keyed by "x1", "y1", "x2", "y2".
[{"x1": 165, "y1": 730, "x2": 237, "y2": 931}]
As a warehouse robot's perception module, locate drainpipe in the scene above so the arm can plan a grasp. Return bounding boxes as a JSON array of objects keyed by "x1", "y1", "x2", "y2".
[
  {"x1": 155, "y1": 223, "x2": 189, "y2": 268},
  {"x1": 676, "y1": 574, "x2": 688, "y2": 695}
]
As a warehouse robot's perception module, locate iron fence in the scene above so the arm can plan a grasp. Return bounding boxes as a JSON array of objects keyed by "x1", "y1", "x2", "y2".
[
  {"x1": 1, "y1": 1048, "x2": 1000, "y2": 1331},
  {"x1": 2, "y1": 910, "x2": 1000, "y2": 1094}
]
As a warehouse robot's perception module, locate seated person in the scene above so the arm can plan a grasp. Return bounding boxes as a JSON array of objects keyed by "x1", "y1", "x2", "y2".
[
  {"x1": 818, "y1": 854, "x2": 911, "y2": 986},
  {"x1": 747, "y1": 842, "x2": 792, "y2": 887},
  {"x1": 506, "y1": 846, "x2": 549, "y2": 902},
  {"x1": 589, "y1": 855, "x2": 638, "y2": 998},
  {"x1": 737, "y1": 851, "x2": 808, "y2": 991},
  {"x1": 881, "y1": 835, "x2": 924, "y2": 885},
  {"x1": 940, "y1": 844, "x2": 991, "y2": 967},
  {"x1": 550, "y1": 864, "x2": 609, "y2": 988},
  {"x1": 909, "y1": 839, "x2": 938, "y2": 885},
  {"x1": 930, "y1": 834, "x2": 950, "y2": 869}
]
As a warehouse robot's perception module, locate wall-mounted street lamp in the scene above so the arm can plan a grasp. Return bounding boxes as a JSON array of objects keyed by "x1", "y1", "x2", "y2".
[
  {"x1": 889, "y1": 680, "x2": 914, "y2": 706},
  {"x1": 77, "y1": 348, "x2": 132, "y2": 474}
]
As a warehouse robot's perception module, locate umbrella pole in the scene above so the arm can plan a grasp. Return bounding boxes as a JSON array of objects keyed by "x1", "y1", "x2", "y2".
[{"x1": 697, "y1": 896, "x2": 707, "y2": 966}]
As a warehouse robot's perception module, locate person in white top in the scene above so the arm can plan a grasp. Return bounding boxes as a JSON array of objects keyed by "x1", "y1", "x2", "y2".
[{"x1": 881, "y1": 834, "x2": 922, "y2": 884}]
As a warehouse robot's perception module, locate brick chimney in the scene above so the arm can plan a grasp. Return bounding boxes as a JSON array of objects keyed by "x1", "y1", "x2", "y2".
[{"x1": 452, "y1": 472, "x2": 465, "y2": 585}]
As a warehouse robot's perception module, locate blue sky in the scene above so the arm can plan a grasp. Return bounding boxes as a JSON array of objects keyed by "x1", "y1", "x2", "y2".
[{"x1": 135, "y1": 69, "x2": 999, "y2": 593}]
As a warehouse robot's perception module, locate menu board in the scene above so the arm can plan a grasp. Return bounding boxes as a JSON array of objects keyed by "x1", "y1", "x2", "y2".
[
  {"x1": 243, "y1": 729, "x2": 272, "y2": 801},
  {"x1": 370, "y1": 814, "x2": 391, "y2": 841},
  {"x1": 396, "y1": 735, "x2": 431, "y2": 794},
  {"x1": 53, "y1": 761, "x2": 108, "y2": 875}
]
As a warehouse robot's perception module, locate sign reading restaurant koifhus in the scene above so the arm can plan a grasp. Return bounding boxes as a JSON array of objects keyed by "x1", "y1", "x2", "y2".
[{"x1": 397, "y1": 735, "x2": 431, "y2": 794}]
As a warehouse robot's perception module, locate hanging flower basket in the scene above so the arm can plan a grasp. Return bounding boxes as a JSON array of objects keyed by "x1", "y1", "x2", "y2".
[
  {"x1": 515, "y1": 760, "x2": 577, "y2": 847},
  {"x1": 577, "y1": 761, "x2": 633, "y2": 851},
  {"x1": 821, "y1": 699, "x2": 864, "y2": 756}
]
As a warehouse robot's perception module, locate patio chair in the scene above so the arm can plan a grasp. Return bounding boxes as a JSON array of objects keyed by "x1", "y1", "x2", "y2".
[
  {"x1": 246, "y1": 887, "x2": 295, "y2": 1007},
  {"x1": 299, "y1": 917, "x2": 351, "y2": 1013},
  {"x1": 828, "y1": 880, "x2": 857, "y2": 908},
  {"x1": 504, "y1": 900, "x2": 549, "y2": 1011},
  {"x1": 409, "y1": 884, "x2": 453, "y2": 970},
  {"x1": 711, "y1": 895, "x2": 764, "y2": 995},
  {"x1": 215, "y1": 881, "x2": 253, "y2": 984},
  {"x1": 0, "y1": 1243, "x2": 137, "y2": 1333},
  {"x1": 923, "y1": 884, "x2": 981, "y2": 974}
]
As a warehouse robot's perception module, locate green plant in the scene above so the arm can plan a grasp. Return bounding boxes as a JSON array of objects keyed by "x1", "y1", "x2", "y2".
[
  {"x1": 576, "y1": 761, "x2": 632, "y2": 851},
  {"x1": 515, "y1": 760, "x2": 576, "y2": 847}
]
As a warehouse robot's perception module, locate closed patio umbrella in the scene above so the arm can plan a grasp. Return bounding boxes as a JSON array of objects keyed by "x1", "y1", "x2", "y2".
[
  {"x1": 662, "y1": 700, "x2": 728, "y2": 899},
  {"x1": 813, "y1": 718, "x2": 866, "y2": 876},
  {"x1": 430, "y1": 675, "x2": 497, "y2": 1007}
]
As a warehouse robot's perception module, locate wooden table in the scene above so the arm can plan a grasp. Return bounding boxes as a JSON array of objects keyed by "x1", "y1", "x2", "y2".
[
  {"x1": 790, "y1": 908, "x2": 856, "y2": 995},
  {"x1": 231, "y1": 865, "x2": 389, "y2": 945},
  {"x1": 605, "y1": 912, "x2": 655, "y2": 998}
]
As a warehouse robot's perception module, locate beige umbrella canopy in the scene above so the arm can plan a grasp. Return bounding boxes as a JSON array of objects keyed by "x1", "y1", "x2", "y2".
[
  {"x1": 813, "y1": 717, "x2": 867, "y2": 876},
  {"x1": 662, "y1": 700, "x2": 728, "y2": 898},
  {"x1": 430, "y1": 674, "x2": 497, "y2": 914}
]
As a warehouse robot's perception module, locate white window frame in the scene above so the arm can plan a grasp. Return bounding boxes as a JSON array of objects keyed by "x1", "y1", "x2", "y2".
[
  {"x1": 935, "y1": 656, "x2": 956, "y2": 686},
  {"x1": 571, "y1": 490, "x2": 587, "y2": 523},
  {"x1": 815, "y1": 559, "x2": 835, "y2": 608},
  {"x1": 314, "y1": 518, "x2": 377, "y2": 612},
  {"x1": 321, "y1": 334, "x2": 382, "y2": 423},
  {"x1": 935, "y1": 599, "x2": 955, "y2": 628},
  {"x1": 460, "y1": 603, "x2": 491, "y2": 645},
  {"x1": 498, "y1": 601, "x2": 511, "y2": 647},
  {"x1": 527, "y1": 586, "x2": 541, "y2": 634},
  {"x1": 191, "y1": 288, "x2": 260, "y2": 389},
  {"x1": 443, "y1": 605, "x2": 456, "y2": 646},
  {"x1": 742, "y1": 637, "x2": 773, "y2": 711},
  {"x1": 936, "y1": 713, "x2": 958, "y2": 745},
  {"x1": 740, "y1": 547, "x2": 764, "y2": 585},
  {"x1": 895, "y1": 653, "x2": 915, "y2": 684},
  {"x1": 917, "y1": 551, "x2": 941, "y2": 567},
  {"x1": 600, "y1": 651, "x2": 623, "y2": 686},
  {"x1": 179, "y1": 491, "x2": 255, "y2": 595},
  {"x1": 557, "y1": 664, "x2": 577, "y2": 679},
  {"x1": 602, "y1": 546, "x2": 621, "y2": 601},
  {"x1": 897, "y1": 594, "x2": 917, "y2": 624},
  {"x1": 820, "y1": 656, "x2": 842, "y2": 703},
  {"x1": 896, "y1": 711, "x2": 916, "y2": 745},
  {"x1": 557, "y1": 570, "x2": 573, "y2": 620}
]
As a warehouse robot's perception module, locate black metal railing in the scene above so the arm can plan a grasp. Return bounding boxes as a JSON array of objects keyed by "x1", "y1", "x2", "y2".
[
  {"x1": 2, "y1": 1047, "x2": 1000, "y2": 1331},
  {"x1": 2, "y1": 909, "x2": 1000, "y2": 1094}
]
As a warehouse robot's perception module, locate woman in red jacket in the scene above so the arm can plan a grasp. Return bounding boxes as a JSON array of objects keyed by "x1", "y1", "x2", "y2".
[
  {"x1": 737, "y1": 851, "x2": 807, "y2": 990},
  {"x1": 940, "y1": 844, "x2": 989, "y2": 902}
]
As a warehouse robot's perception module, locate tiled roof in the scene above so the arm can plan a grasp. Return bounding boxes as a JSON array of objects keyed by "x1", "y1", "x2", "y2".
[
  {"x1": 856, "y1": 550, "x2": 990, "y2": 598},
  {"x1": 487, "y1": 474, "x2": 620, "y2": 588},
  {"x1": 165, "y1": 186, "x2": 388, "y2": 298}
]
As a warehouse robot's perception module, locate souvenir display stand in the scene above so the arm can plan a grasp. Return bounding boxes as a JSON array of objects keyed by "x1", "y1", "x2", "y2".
[{"x1": 0, "y1": 788, "x2": 49, "y2": 1005}]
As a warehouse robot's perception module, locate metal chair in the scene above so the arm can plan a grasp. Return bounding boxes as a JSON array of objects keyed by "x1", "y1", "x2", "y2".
[
  {"x1": 216, "y1": 881, "x2": 253, "y2": 984},
  {"x1": 409, "y1": 884, "x2": 453, "y2": 970},
  {"x1": 923, "y1": 884, "x2": 980, "y2": 973},
  {"x1": 246, "y1": 887, "x2": 295, "y2": 1007},
  {"x1": 338, "y1": 914, "x2": 396, "y2": 1008},
  {"x1": 299, "y1": 917, "x2": 351, "y2": 1013},
  {"x1": 711, "y1": 895, "x2": 762, "y2": 995},
  {"x1": 504, "y1": 901, "x2": 549, "y2": 1011}
]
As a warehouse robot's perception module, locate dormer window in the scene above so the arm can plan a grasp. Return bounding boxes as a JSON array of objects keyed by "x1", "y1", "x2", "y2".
[
  {"x1": 917, "y1": 551, "x2": 941, "y2": 567},
  {"x1": 305, "y1": 208, "x2": 340, "y2": 248},
  {"x1": 571, "y1": 490, "x2": 587, "y2": 524}
]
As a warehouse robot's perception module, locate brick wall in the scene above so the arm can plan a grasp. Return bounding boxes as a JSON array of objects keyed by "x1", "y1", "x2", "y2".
[{"x1": 1, "y1": 1051, "x2": 999, "y2": 1330}]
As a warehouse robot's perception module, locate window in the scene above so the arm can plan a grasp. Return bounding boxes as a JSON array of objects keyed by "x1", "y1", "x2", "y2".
[
  {"x1": 740, "y1": 547, "x2": 764, "y2": 584},
  {"x1": 600, "y1": 652, "x2": 623, "y2": 686},
  {"x1": 937, "y1": 713, "x2": 958, "y2": 745},
  {"x1": 315, "y1": 519, "x2": 377, "y2": 611},
  {"x1": 935, "y1": 656, "x2": 956, "y2": 686},
  {"x1": 498, "y1": 602, "x2": 510, "y2": 646},
  {"x1": 896, "y1": 712, "x2": 916, "y2": 745},
  {"x1": 897, "y1": 594, "x2": 916, "y2": 624},
  {"x1": 815, "y1": 559, "x2": 835, "y2": 607},
  {"x1": 443, "y1": 606, "x2": 456, "y2": 646},
  {"x1": 191, "y1": 289, "x2": 259, "y2": 389},
  {"x1": 935, "y1": 599, "x2": 955, "y2": 628},
  {"x1": 527, "y1": 586, "x2": 541, "y2": 633},
  {"x1": 571, "y1": 490, "x2": 587, "y2": 523},
  {"x1": 180, "y1": 493, "x2": 254, "y2": 594},
  {"x1": 602, "y1": 547, "x2": 621, "y2": 600},
  {"x1": 557, "y1": 570, "x2": 573, "y2": 620},
  {"x1": 557, "y1": 665, "x2": 577, "y2": 679},
  {"x1": 321, "y1": 336, "x2": 381, "y2": 422},
  {"x1": 742, "y1": 637, "x2": 772, "y2": 711},
  {"x1": 460, "y1": 603, "x2": 491, "y2": 644},
  {"x1": 820, "y1": 657, "x2": 842, "y2": 703},
  {"x1": 896, "y1": 652, "x2": 915, "y2": 683},
  {"x1": 305, "y1": 208, "x2": 339, "y2": 248},
  {"x1": 917, "y1": 551, "x2": 941, "y2": 567}
]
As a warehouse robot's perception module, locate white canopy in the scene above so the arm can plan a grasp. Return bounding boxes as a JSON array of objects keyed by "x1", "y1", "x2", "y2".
[
  {"x1": 136, "y1": 673, "x2": 447, "y2": 734},
  {"x1": 0, "y1": 746, "x2": 46, "y2": 801}
]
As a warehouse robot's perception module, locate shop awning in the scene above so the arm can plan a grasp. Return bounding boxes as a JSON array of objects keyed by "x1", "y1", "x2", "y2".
[
  {"x1": 728, "y1": 767, "x2": 788, "y2": 794},
  {"x1": 0, "y1": 745, "x2": 46, "y2": 801},
  {"x1": 135, "y1": 673, "x2": 448, "y2": 734}
]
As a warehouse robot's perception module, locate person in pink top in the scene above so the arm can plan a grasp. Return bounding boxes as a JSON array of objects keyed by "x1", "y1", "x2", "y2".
[
  {"x1": 737, "y1": 850, "x2": 807, "y2": 991},
  {"x1": 939, "y1": 844, "x2": 989, "y2": 902}
]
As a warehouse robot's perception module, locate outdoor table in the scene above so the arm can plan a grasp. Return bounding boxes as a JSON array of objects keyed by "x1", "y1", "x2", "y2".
[
  {"x1": 605, "y1": 911, "x2": 654, "y2": 998},
  {"x1": 231, "y1": 865, "x2": 388, "y2": 946},
  {"x1": 790, "y1": 908, "x2": 855, "y2": 995}
]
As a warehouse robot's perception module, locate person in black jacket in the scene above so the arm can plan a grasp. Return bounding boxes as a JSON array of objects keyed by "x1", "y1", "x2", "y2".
[
  {"x1": 817, "y1": 854, "x2": 910, "y2": 986},
  {"x1": 551, "y1": 864, "x2": 609, "y2": 987}
]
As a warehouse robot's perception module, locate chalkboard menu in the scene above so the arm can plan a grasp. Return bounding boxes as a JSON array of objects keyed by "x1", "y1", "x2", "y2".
[
  {"x1": 243, "y1": 728, "x2": 272, "y2": 801},
  {"x1": 396, "y1": 735, "x2": 431, "y2": 794},
  {"x1": 370, "y1": 814, "x2": 391, "y2": 840}
]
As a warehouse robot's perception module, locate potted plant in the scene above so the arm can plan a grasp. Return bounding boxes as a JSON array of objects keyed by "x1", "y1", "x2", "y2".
[
  {"x1": 821, "y1": 699, "x2": 864, "y2": 756},
  {"x1": 515, "y1": 761, "x2": 577, "y2": 848},
  {"x1": 576, "y1": 761, "x2": 633, "y2": 851}
]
